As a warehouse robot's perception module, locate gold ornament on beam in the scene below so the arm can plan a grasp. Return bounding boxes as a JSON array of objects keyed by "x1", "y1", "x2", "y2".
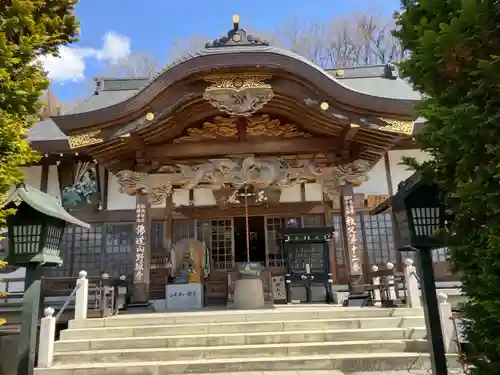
[
  {"x1": 378, "y1": 118, "x2": 415, "y2": 136},
  {"x1": 173, "y1": 117, "x2": 238, "y2": 143},
  {"x1": 68, "y1": 130, "x2": 104, "y2": 149},
  {"x1": 246, "y1": 114, "x2": 312, "y2": 138},
  {"x1": 203, "y1": 74, "x2": 274, "y2": 117}
]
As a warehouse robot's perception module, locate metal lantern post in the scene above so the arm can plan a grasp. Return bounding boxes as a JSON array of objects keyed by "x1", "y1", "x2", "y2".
[
  {"x1": 370, "y1": 173, "x2": 450, "y2": 375},
  {"x1": 2, "y1": 185, "x2": 90, "y2": 375}
]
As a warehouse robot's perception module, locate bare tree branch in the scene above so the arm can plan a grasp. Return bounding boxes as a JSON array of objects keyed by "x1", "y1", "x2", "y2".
[
  {"x1": 273, "y1": 17, "x2": 329, "y2": 67},
  {"x1": 100, "y1": 52, "x2": 160, "y2": 78},
  {"x1": 168, "y1": 35, "x2": 209, "y2": 62},
  {"x1": 39, "y1": 89, "x2": 62, "y2": 118}
]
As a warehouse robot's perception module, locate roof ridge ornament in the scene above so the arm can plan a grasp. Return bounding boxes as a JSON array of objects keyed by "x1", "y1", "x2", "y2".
[{"x1": 205, "y1": 15, "x2": 270, "y2": 48}]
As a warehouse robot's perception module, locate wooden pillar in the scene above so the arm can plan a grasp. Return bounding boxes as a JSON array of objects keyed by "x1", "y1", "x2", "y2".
[
  {"x1": 324, "y1": 201, "x2": 338, "y2": 284},
  {"x1": 164, "y1": 194, "x2": 174, "y2": 251},
  {"x1": 339, "y1": 185, "x2": 364, "y2": 294},
  {"x1": 384, "y1": 152, "x2": 403, "y2": 271},
  {"x1": 101, "y1": 168, "x2": 109, "y2": 210},
  {"x1": 132, "y1": 192, "x2": 151, "y2": 304}
]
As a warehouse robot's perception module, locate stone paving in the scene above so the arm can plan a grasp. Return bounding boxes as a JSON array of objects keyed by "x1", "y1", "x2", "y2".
[{"x1": 174, "y1": 372, "x2": 455, "y2": 375}]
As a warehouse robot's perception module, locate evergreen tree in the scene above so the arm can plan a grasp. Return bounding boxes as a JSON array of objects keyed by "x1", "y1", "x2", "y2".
[
  {"x1": 0, "y1": 0, "x2": 79, "y2": 225},
  {"x1": 394, "y1": 1, "x2": 500, "y2": 373}
]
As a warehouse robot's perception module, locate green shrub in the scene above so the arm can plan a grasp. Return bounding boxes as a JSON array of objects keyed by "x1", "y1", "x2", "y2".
[{"x1": 394, "y1": 1, "x2": 500, "y2": 373}]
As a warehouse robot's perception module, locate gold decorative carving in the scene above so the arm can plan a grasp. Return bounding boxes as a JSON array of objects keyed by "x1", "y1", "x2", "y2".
[
  {"x1": 173, "y1": 117, "x2": 238, "y2": 143},
  {"x1": 174, "y1": 114, "x2": 312, "y2": 143},
  {"x1": 203, "y1": 74, "x2": 274, "y2": 117},
  {"x1": 379, "y1": 118, "x2": 414, "y2": 135},
  {"x1": 68, "y1": 130, "x2": 104, "y2": 149},
  {"x1": 246, "y1": 114, "x2": 312, "y2": 138},
  {"x1": 367, "y1": 195, "x2": 389, "y2": 210}
]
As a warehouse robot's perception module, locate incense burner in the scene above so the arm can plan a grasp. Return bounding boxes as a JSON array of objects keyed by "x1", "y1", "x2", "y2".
[{"x1": 235, "y1": 262, "x2": 262, "y2": 279}]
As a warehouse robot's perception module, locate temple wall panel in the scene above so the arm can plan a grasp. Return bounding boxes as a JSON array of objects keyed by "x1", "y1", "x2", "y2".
[
  {"x1": 353, "y1": 159, "x2": 388, "y2": 196},
  {"x1": 193, "y1": 188, "x2": 216, "y2": 206},
  {"x1": 47, "y1": 165, "x2": 61, "y2": 199},
  {"x1": 279, "y1": 185, "x2": 302, "y2": 202},
  {"x1": 304, "y1": 183, "x2": 323, "y2": 202},
  {"x1": 107, "y1": 173, "x2": 136, "y2": 210},
  {"x1": 172, "y1": 189, "x2": 190, "y2": 207},
  {"x1": 21, "y1": 166, "x2": 42, "y2": 190},
  {"x1": 388, "y1": 149, "x2": 431, "y2": 193}
]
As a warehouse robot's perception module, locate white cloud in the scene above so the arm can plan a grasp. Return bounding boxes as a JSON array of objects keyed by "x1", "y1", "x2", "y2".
[
  {"x1": 95, "y1": 32, "x2": 131, "y2": 63},
  {"x1": 39, "y1": 46, "x2": 95, "y2": 83},
  {"x1": 39, "y1": 31, "x2": 131, "y2": 83}
]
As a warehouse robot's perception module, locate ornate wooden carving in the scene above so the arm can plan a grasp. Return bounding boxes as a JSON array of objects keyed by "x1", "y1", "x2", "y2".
[
  {"x1": 68, "y1": 130, "x2": 104, "y2": 149},
  {"x1": 173, "y1": 114, "x2": 312, "y2": 143},
  {"x1": 173, "y1": 117, "x2": 238, "y2": 143},
  {"x1": 246, "y1": 114, "x2": 312, "y2": 138},
  {"x1": 366, "y1": 195, "x2": 389, "y2": 210},
  {"x1": 203, "y1": 74, "x2": 274, "y2": 117},
  {"x1": 116, "y1": 156, "x2": 371, "y2": 205},
  {"x1": 378, "y1": 118, "x2": 414, "y2": 135}
]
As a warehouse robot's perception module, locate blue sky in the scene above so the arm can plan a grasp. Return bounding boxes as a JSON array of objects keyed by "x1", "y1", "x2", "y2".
[{"x1": 47, "y1": 0, "x2": 401, "y2": 101}]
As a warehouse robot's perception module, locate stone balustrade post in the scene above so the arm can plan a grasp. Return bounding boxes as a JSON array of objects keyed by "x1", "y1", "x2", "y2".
[
  {"x1": 404, "y1": 258, "x2": 421, "y2": 308},
  {"x1": 74, "y1": 270, "x2": 88, "y2": 320},
  {"x1": 371, "y1": 265, "x2": 382, "y2": 307},
  {"x1": 437, "y1": 292, "x2": 454, "y2": 353},
  {"x1": 118, "y1": 274, "x2": 127, "y2": 310},
  {"x1": 38, "y1": 307, "x2": 56, "y2": 368},
  {"x1": 386, "y1": 262, "x2": 397, "y2": 302}
]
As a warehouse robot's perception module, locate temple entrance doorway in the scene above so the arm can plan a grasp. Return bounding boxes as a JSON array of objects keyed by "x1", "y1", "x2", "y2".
[{"x1": 233, "y1": 216, "x2": 266, "y2": 264}]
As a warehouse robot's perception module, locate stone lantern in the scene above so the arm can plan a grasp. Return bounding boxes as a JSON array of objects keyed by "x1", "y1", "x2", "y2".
[
  {"x1": 2, "y1": 184, "x2": 89, "y2": 375},
  {"x1": 3, "y1": 185, "x2": 89, "y2": 285},
  {"x1": 371, "y1": 172, "x2": 452, "y2": 375}
]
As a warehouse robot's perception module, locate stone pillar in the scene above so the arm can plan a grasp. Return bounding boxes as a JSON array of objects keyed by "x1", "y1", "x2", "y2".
[
  {"x1": 339, "y1": 185, "x2": 365, "y2": 295},
  {"x1": 132, "y1": 192, "x2": 151, "y2": 304},
  {"x1": 371, "y1": 265, "x2": 382, "y2": 307},
  {"x1": 74, "y1": 270, "x2": 88, "y2": 320},
  {"x1": 38, "y1": 307, "x2": 56, "y2": 368},
  {"x1": 437, "y1": 293, "x2": 454, "y2": 353}
]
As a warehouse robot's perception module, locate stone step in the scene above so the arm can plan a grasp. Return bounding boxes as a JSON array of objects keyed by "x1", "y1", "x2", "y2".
[
  {"x1": 67, "y1": 307, "x2": 424, "y2": 329},
  {"x1": 53, "y1": 339, "x2": 428, "y2": 364},
  {"x1": 60, "y1": 316, "x2": 425, "y2": 340},
  {"x1": 36, "y1": 353, "x2": 459, "y2": 375},
  {"x1": 55, "y1": 327, "x2": 427, "y2": 352}
]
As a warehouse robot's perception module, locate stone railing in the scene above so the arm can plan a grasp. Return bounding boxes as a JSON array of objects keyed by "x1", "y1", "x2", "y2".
[
  {"x1": 37, "y1": 271, "x2": 128, "y2": 368},
  {"x1": 370, "y1": 258, "x2": 459, "y2": 354}
]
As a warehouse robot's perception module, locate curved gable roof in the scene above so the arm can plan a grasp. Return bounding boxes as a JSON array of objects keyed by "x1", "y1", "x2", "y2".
[{"x1": 50, "y1": 25, "x2": 420, "y2": 134}]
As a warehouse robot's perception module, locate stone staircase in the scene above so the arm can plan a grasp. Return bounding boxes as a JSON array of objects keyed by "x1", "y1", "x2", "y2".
[{"x1": 35, "y1": 306, "x2": 457, "y2": 375}]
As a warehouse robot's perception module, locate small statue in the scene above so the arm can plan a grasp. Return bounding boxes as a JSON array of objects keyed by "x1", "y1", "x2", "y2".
[{"x1": 170, "y1": 239, "x2": 210, "y2": 284}]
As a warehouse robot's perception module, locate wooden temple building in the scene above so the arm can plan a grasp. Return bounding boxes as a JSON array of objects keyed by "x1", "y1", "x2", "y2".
[{"x1": 20, "y1": 18, "x2": 454, "y2": 305}]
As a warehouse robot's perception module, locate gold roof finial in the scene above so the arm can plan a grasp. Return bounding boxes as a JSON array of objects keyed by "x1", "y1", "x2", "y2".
[{"x1": 232, "y1": 14, "x2": 240, "y2": 31}]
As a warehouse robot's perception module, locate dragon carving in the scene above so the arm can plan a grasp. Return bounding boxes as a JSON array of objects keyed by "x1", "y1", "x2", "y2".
[{"x1": 115, "y1": 157, "x2": 371, "y2": 204}]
